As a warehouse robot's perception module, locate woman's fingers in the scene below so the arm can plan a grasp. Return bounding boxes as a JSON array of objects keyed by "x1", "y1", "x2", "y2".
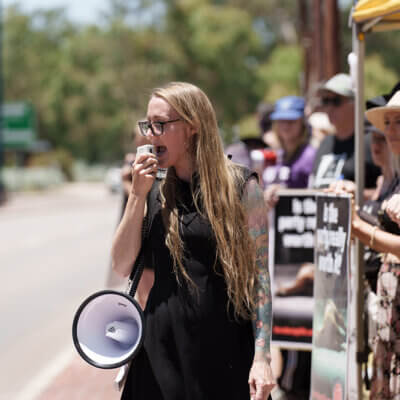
[
  {"x1": 249, "y1": 377, "x2": 257, "y2": 399},
  {"x1": 132, "y1": 154, "x2": 158, "y2": 175}
]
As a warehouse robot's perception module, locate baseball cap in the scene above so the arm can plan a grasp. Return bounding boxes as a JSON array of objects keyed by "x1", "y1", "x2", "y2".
[
  {"x1": 319, "y1": 73, "x2": 354, "y2": 98},
  {"x1": 270, "y1": 96, "x2": 305, "y2": 121}
]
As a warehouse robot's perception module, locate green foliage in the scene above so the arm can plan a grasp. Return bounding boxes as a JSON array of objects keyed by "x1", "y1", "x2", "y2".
[
  {"x1": 257, "y1": 45, "x2": 302, "y2": 102},
  {"x1": 364, "y1": 54, "x2": 398, "y2": 100},
  {"x1": 29, "y1": 148, "x2": 75, "y2": 181},
  {"x1": 9, "y1": 1, "x2": 397, "y2": 163},
  {"x1": 164, "y1": 2, "x2": 266, "y2": 128},
  {"x1": 236, "y1": 114, "x2": 260, "y2": 140},
  {"x1": 4, "y1": 2, "x2": 273, "y2": 158}
]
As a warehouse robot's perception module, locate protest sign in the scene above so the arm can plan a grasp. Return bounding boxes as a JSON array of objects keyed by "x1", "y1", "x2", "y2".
[
  {"x1": 269, "y1": 189, "x2": 317, "y2": 349},
  {"x1": 310, "y1": 194, "x2": 351, "y2": 400}
]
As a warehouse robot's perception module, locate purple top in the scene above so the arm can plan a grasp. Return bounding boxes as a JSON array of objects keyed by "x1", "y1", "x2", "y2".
[{"x1": 263, "y1": 143, "x2": 316, "y2": 189}]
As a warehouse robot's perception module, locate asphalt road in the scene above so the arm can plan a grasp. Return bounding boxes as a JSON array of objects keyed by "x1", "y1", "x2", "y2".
[{"x1": 0, "y1": 183, "x2": 124, "y2": 399}]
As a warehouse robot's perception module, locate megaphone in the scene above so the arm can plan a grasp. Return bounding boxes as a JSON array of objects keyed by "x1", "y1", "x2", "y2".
[{"x1": 72, "y1": 290, "x2": 145, "y2": 369}]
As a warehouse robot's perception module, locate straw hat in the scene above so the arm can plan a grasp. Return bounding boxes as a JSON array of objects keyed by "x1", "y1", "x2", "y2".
[{"x1": 366, "y1": 91, "x2": 400, "y2": 133}]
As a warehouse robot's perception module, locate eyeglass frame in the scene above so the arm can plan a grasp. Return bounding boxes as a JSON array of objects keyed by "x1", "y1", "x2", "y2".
[{"x1": 138, "y1": 118, "x2": 183, "y2": 137}]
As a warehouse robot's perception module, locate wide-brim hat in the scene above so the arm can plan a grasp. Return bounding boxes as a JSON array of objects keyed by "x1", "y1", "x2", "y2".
[{"x1": 366, "y1": 91, "x2": 400, "y2": 133}]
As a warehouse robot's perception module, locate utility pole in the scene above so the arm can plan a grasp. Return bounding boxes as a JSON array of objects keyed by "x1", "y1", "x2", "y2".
[
  {"x1": 311, "y1": 0, "x2": 324, "y2": 85},
  {"x1": 323, "y1": 0, "x2": 341, "y2": 78},
  {"x1": 298, "y1": 0, "x2": 312, "y2": 93},
  {"x1": 301, "y1": 0, "x2": 341, "y2": 96}
]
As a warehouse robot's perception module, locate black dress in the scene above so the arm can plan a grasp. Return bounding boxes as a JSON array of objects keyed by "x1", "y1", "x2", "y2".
[{"x1": 122, "y1": 171, "x2": 255, "y2": 400}]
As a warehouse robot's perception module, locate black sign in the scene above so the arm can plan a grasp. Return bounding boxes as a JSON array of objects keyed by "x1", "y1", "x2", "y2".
[
  {"x1": 310, "y1": 194, "x2": 351, "y2": 400},
  {"x1": 269, "y1": 189, "x2": 317, "y2": 349}
]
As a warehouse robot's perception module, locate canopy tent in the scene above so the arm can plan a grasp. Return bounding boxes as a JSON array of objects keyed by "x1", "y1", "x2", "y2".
[
  {"x1": 350, "y1": 1, "x2": 400, "y2": 398},
  {"x1": 353, "y1": 0, "x2": 400, "y2": 31}
]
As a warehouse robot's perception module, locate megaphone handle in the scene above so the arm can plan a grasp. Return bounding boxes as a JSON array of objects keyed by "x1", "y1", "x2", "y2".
[{"x1": 127, "y1": 215, "x2": 149, "y2": 298}]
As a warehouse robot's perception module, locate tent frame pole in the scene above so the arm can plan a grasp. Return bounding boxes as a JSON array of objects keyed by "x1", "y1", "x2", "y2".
[{"x1": 353, "y1": 19, "x2": 365, "y2": 400}]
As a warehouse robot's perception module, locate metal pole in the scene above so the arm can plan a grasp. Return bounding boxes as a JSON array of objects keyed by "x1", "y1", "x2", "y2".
[
  {"x1": 352, "y1": 11, "x2": 365, "y2": 399},
  {"x1": 0, "y1": 0, "x2": 5, "y2": 205}
]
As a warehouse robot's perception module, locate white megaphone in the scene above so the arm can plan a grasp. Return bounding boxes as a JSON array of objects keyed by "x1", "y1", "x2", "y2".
[{"x1": 72, "y1": 290, "x2": 145, "y2": 369}]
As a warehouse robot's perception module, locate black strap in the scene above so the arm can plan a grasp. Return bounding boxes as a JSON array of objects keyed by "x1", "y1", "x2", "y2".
[
  {"x1": 126, "y1": 177, "x2": 162, "y2": 298},
  {"x1": 127, "y1": 214, "x2": 149, "y2": 298}
]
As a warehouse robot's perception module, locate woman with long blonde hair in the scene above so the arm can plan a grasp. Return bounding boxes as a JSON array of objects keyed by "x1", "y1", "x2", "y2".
[{"x1": 112, "y1": 82, "x2": 275, "y2": 399}]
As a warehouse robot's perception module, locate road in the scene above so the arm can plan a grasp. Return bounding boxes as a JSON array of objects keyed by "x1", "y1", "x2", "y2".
[{"x1": 0, "y1": 183, "x2": 125, "y2": 399}]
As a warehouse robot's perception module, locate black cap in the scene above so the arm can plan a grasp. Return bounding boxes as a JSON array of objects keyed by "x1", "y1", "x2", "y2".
[{"x1": 366, "y1": 95, "x2": 387, "y2": 110}]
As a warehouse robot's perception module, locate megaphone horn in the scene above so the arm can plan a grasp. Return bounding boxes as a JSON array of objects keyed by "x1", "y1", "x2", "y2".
[{"x1": 72, "y1": 290, "x2": 145, "y2": 369}]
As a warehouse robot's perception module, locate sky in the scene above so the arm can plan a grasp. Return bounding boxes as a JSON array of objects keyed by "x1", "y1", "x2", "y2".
[
  {"x1": 3, "y1": 0, "x2": 109, "y2": 24},
  {"x1": 3, "y1": 0, "x2": 354, "y2": 25}
]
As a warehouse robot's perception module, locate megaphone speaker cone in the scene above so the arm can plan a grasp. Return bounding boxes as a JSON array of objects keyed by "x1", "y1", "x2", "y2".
[{"x1": 72, "y1": 290, "x2": 145, "y2": 369}]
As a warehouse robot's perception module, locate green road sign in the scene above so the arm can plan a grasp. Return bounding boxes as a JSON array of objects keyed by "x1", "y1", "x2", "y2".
[{"x1": 2, "y1": 102, "x2": 36, "y2": 150}]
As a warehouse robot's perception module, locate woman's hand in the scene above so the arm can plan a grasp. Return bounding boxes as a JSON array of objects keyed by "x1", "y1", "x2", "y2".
[
  {"x1": 130, "y1": 153, "x2": 158, "y2": 198},
  {"x1": 326, "y1": 179, "x2": 356, "y2": 196},
  {"x1": 385, "y1": 193, "x2": 400, "y2": 227},
  {"x1": 325, "y1": 180, "x2": 362, "y2": 239},
  {"x1": 248, "y1": 358, "x2": 275, "y2": 400}
]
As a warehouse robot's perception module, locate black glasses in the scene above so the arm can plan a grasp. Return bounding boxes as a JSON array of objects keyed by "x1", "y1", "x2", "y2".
[
  {"x1": 321, "y1": 96, "x2": 346, "y2": 107},
  {"x1": 138, "y1": 119, "x2": 182, "y2": 137}
]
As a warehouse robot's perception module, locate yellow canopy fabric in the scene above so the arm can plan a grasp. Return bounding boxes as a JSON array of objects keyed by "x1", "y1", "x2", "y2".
[{"x1": 353, "y1": 0, "x2": 400, "y2": 30}]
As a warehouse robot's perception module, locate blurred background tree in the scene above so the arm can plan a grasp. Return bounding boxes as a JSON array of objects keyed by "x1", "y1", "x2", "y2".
[{"x1": 3, "y1": 0, "x2": 400, "y2": 165}]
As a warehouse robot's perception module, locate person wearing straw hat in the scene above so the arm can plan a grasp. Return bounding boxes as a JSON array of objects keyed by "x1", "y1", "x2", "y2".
[{"x1": 331, "y1": 90, "x2": 400, "y2": 399}]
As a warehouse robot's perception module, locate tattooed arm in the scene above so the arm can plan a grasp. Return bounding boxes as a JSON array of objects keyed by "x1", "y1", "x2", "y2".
[{"x1": 244, "y1": 177, "x2": 275, "y2": 400}]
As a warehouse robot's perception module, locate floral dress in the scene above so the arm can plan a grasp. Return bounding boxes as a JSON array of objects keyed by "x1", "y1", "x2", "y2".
[
  {"x1": 370, "y1": 180, "x2": 400, "y2": 399},
  {"x1": 371, "y1": 260, "x2": 400, "y2": 399}
]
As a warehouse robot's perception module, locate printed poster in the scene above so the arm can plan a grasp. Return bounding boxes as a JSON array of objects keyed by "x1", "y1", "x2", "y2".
[
  {"x1": 310, "y1": 193, "x2": 351, "y2": 400},
  {"x1": 269, "y1": 189, "x2": 317, "y2": 349}
]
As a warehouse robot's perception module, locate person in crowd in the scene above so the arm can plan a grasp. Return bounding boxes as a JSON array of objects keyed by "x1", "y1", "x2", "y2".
[
  {"x1": 263, "y1": 96, "x2": 316, "y2": 210},
  {"x1": 329, "y1": 90, "x2": 400, "y2": 399},
  {"x1": 225, "y1": 103, "x2": 273, "y2": 168},
  {"x1": 262, "y1": 95, "x2": 315, "y2": 400},
  {"x1": 111, "y1": 82, "x2": 275, "y2": 400},
  {"x1": 328, "y1": 84, "x2": 400, "y2": 293},
  {"x1": 258, "y1": 102, "x2": 280, "y2": 150},
  {"x1": 362, "y1": 118, "x2": 397, "y2": 294},
  {"x1": 309, "y1": 73, "x2": 380, "y2": 190},
  {"x1": 307, "y1": 111, "x2": 335, "y2": 148}
]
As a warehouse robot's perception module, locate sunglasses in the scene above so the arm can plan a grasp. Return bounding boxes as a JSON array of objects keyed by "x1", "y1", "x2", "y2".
[{"x1": 321, "y1": 96, "x2": 347, "y2": 107}]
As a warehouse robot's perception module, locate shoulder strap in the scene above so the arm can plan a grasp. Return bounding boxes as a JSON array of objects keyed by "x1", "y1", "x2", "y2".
[{"x1": 127, "y1": 176, "x2": 163, "y2": 297}]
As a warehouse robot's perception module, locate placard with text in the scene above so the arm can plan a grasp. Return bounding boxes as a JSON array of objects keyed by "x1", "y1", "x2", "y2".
[
  {"x1": 269, "y1": 189, "x2": 317, "y2": 349},
  {"x1": 310, "y1": 194, "x2": 351, "y2": 400}
]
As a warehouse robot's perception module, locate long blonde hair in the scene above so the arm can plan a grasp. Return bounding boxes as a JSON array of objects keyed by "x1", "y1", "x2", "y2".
[{"x1": 152, "y1": 82, "x2": 257, "y2": 319}]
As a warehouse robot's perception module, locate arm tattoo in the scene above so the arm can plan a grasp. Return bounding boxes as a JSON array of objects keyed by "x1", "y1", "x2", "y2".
[{"x1": 244, "y1": 178, "x2": 272, "y2": 361}]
